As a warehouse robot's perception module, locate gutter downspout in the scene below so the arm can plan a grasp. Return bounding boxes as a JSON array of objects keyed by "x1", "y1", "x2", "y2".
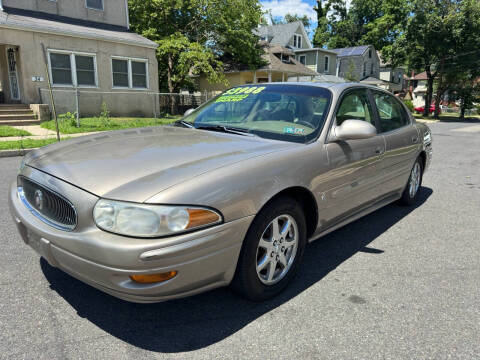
[{"x1": 124, "y1": 0, "x2": 130, "y2": 30}]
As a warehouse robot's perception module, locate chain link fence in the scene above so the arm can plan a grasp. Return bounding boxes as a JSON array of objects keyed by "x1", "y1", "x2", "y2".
[{"x1": 39, "y1": 89, "x2": 217, "y2": 118}]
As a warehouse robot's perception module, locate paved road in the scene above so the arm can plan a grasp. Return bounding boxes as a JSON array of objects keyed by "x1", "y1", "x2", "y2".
[{"x1": 0, "y1": 121, "x2": 479, "y2": 359}]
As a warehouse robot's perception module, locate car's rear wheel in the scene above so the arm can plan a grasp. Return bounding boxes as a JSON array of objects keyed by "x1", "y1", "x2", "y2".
[
  {"x1": 399, "y1": 157, "x2": 423, "y2": 206},
  {"x1": 231, "y1": 197, "x2": 306, "y2": 301}
]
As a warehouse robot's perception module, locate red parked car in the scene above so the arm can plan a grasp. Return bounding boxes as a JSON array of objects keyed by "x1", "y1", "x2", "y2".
[{"x1": 414, "y1": 104, "x2": 437, "y2": 114}]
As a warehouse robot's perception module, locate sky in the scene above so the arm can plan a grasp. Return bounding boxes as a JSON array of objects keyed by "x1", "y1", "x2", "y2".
[{"x1": 260, "y1": 0, "x2": 352, "y2": 31}]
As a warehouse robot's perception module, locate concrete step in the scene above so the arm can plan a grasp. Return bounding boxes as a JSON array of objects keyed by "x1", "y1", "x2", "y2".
[
  {"x1": 0, "y1": 109, "x2": 34, "y2": 115},
  {"x1": 0, "y1": 119, "x2": 41, "y2": 126},
  {"x1": 0, "y1": 104, "x2": 30, "y2": 109},
  {"x1": 0, "y1": 114, "x2": 37, "y2": 121}
]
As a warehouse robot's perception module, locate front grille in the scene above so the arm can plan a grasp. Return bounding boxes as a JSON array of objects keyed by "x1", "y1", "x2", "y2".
[{"x1": 18, "y1": 176, "x2": 77, "y2": 231}]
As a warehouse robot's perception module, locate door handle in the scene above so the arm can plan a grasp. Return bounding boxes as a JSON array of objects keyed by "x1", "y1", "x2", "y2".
[{"x1": 412, "y1": 136, "x2": 418, "y2": 143}]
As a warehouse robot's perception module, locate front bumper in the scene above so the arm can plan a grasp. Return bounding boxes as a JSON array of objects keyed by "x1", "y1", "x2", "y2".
[{"x1": 9, "y1": 169, "x2": 253, "y2": 303}]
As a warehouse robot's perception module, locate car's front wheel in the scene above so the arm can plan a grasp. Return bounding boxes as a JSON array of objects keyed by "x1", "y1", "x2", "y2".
[
  {"x1": 231, "y1": 197, "x2": 306, "y2": 301},
  {"x1": 399, "y1": 157, "x2": 423, "y2": 206}
]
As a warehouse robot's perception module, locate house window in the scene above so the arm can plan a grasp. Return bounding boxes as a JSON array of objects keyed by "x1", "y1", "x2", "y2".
[
  {"x1": 293, "y1": 34, "x2": 302, "y2": 48},
  {"x1": 370, "y1": 62, "x2": 374, "y2": 75},
  {"x1": 324, "y1": 56, "x2": 329, "y2": 72},
  {"x1": 112, "y1": 57, "x2": 148, "y2": 89},
  {"x1": 49, "y1": 51, "x2": 97, "y2": 87},
  {"x1": 299, "y1": 55, "x2": 306, "y2": 65},
  {"x1": 369, "y1": 49, "x2": 372, "y2": 58},
  {"x1": 86, "y1": 0, "x2": 103, "y2": 10},
  {"x1": 363, "y1": 62, "x2": 367, "y2": 77}
]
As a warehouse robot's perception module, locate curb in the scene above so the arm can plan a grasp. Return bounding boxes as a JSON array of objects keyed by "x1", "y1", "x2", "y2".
[{"x1": 0, "y1": 148, "x2": 37, "y2": 158}]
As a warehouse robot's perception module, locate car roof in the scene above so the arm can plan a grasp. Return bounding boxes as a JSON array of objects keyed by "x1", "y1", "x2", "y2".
[{"x1": 249, "y1": 82, "x2": 385, "y2": 95}]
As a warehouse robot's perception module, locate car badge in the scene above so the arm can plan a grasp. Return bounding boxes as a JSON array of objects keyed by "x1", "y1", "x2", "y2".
[{"x1": 34, "y1": 189, "x2": 44, "y2": 210}]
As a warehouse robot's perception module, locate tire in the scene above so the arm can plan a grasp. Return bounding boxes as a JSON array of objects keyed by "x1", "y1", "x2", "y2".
[
  {"x1": 399, "y1": 157, "x2": 423, "y2": 206},
  {"x1": 231, "y1": 197, "x2": 307, "y2": 301}
]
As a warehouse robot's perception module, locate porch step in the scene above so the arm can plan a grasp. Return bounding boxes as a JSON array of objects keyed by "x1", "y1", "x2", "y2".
[
  {"x1": 0, "y1": 119, "x2": 41, "y2": 126},
  {"x1": 0, "y1": 105, "x2": 40, "y2": 125},
  {"x1": 0, "y1": 104, "x2": 30, "y2": 109},
  {"x1": 0, "y1": 114, "x2": 37, "y2": 121},
  {"x1": 0, "y1": 109, "x2": 34, "y2": 115}
]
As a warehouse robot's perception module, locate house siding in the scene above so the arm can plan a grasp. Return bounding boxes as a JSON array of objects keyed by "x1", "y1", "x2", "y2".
[
  {"x1": 0, "y1": 27, "x2": 159, "y2": 116},
  {"x1": 286, "y1": 25, "x2": 309, "y2": 49},
  {"x1": 2, "y1": 0, "x2": 128, "y2": 28},
  {"x1": 336, "y1": 46, "x2": 379, "y2": 81},
  {"x1": 295, "y1": 50, "x2": 336, "y2": 75}
]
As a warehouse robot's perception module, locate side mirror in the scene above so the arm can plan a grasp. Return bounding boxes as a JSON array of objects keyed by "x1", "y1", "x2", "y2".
[
  {"x1": 184, "y1": 108, "x2": 195, "y2": 117},
  {"x1": 332, "y1": 119, "x2": 377, "y2": 141}
]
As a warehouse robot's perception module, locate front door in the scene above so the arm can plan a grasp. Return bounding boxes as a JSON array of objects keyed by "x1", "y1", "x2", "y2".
[
  {"x1": 6, "y1": 48, "x2": 20, "y2": 101},
  {"x1": 321, "y1": 88, "x2": 385, "y2": 228}
]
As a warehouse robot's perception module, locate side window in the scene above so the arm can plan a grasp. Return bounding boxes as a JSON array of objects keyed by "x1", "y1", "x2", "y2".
[
  {"x1": 336, "y1": 89, "x2": 374, "y2": 126},
  {"x1": 373, "y1": 91, "x2": 409, "y2": 132}
]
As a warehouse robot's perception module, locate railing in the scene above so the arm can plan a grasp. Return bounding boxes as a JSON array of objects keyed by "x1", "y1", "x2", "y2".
[{"x1": 38, "y1": 89, "x2": 217, "y2": 118}]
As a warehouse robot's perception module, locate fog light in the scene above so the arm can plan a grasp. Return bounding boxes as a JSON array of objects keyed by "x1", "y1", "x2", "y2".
[{"x1": 129, "y1": 271, "x2": 177, "y2": 284}]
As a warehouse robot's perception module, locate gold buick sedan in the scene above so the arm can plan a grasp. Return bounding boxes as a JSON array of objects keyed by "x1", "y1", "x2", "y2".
[{"x1": 9, "y1": 83, "x2": 432, "y2": 302}]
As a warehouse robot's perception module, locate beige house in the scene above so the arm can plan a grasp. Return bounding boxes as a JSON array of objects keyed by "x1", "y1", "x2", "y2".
[
  {"x1": 197, "y1": 21, "x2": 321, "y2": 93},
  {"x1": 198, "y1": 44, "x2": 318, "y2": 93},
  {"x1": 0, "y1": 0, "x2": 158, "y2": 117}
]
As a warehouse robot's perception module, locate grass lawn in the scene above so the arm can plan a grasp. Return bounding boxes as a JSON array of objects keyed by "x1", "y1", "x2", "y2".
[
  {"x1": 413, "y1": 113, "x2": 480, "y2": 122},
  {"x1": 40, "y1": 116, "x2": 180, "y2": 134},
  {"x1": 0, "y1": 126, "x2": 32, "y2": 137},
  {"x1": 0, "y1": 138, "x2": 62, "y2": 151}
]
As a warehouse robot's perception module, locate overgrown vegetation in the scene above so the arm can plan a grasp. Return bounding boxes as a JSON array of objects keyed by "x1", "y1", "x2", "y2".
[
  {"x1": 403, "y1": 100, "x2": 414, "y2": 113},
  {"x1": 0, "y1": 126, "x2": 32, "y2": 137}
]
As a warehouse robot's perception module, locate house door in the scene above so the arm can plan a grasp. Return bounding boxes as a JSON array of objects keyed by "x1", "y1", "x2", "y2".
[{"x1": 6, "y1": 48, "x2": 20, "y2": 101}]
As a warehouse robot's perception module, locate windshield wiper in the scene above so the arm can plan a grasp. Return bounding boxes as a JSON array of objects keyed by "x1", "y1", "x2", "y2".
[
  {"x1": 174, "y1": 120, "x2": 194, "y2": 128},
  {"x1": 196, "y1": 125, "x2": 255, "y2": 137}
]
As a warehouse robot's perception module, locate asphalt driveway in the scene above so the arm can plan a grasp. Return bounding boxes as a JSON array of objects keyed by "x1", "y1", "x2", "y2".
[{"x1": 0, "y1": 121, "x2": 479, "y2": 359}]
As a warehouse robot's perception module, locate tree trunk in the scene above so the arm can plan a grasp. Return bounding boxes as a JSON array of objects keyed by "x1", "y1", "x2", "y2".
[
  {"x1": 434, "y1": 96, "x2": 441, "y2": 119},
  {"x1": 460, "y1": 100, "x2": 466, "y2": 120},
  {"x1": 423, "y1": 64, "x2": 434, "y2": 117},
  {"x1": 424, "y1": 68, "x2": 434, "y2": 118}
]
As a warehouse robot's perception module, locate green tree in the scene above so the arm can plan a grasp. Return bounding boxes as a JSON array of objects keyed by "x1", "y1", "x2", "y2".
[
  {"x1": 284, "y1": 13, "x2": 311, "y2": 29},
  {"x1": 389, "y1": 0, "x2": 480, "y2": 117},
  {"x1": 128, "y1": 0, "x2": 265, "y2": 95},
  {"x1": 313, "y1": 0, "x2": 408, "y2": 53},
  {"x1": 263, "y1": 11, "x2": 311, "y2": 29}
]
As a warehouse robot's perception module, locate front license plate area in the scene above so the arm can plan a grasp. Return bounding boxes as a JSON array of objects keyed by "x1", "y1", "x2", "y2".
[
  {"x1": 25, "y1": 230, "x2": 57, "y2": 267},
  {"x1": 26, "y1": 230, "x2": 44, "y2": 257}
]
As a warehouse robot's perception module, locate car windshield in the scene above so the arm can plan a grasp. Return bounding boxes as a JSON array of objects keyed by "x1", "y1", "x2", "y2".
[{"x1": 182, "y1": 84, "x2": 332, "y2": 143}]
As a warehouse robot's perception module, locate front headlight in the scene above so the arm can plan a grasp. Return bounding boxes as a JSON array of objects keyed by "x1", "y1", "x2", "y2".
[{"x1": 93, "y1": 199, "x2": 222, "y2": 237}]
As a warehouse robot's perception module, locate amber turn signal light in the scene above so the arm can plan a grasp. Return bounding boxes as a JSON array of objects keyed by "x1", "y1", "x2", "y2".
[
  {"x1": 186, "y1": 209, "x2": 221, "y2": 229},
  {"x1": 130, "y1": 271, "x2": 177, "y2": 284}
]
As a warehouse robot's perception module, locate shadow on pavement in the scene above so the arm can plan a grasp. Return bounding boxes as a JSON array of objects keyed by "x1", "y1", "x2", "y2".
[{"x1": 41, "y1": 187, "x2": 432, "y2": 353}]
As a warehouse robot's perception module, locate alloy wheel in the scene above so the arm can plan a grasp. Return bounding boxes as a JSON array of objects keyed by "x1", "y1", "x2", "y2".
[
  {"x1": 409, "y1": 162, "x2": 421, "y2": 198},
  {"x1": 255, "y1": 214, "x2": 298, "y2": 285}
]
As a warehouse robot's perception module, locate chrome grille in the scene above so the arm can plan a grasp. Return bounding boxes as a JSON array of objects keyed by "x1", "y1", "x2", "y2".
[{"x1": 18, "y1": 176, "x2": 77, "y2": 231}]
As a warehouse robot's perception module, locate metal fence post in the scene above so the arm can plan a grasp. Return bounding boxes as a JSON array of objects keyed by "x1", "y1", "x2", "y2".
[
  {"x1": 75, "y1": 88, "x2": 80, "y2": 127},
  {"x1": 152, "y1": 93, "x2": 157, "y2": 119}
]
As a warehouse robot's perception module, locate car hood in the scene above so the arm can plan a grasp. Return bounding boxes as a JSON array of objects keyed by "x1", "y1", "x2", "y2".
[{"x1": 25, "y1": 126, "x2": 294, "y2": 202}]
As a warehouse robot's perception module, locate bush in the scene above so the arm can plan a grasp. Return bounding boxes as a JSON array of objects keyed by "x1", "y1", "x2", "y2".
[
  {"x1": 403, "y1": 99, "x2": 414, "y2": 112},
  {"x1": 99, "y1": 102, "x2": 111, "y2": 127},
  {"x1": 58, "y1": 112, "x2": 78, "y2": 127}
]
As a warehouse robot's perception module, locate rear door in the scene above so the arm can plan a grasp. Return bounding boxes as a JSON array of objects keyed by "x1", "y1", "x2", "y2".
[
  {"x1": 321, "y1": 88, "x2": 386, "y2": 228},
  {"x1": 371, "y1": 90, "x2": 420, "y2": 195}
]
